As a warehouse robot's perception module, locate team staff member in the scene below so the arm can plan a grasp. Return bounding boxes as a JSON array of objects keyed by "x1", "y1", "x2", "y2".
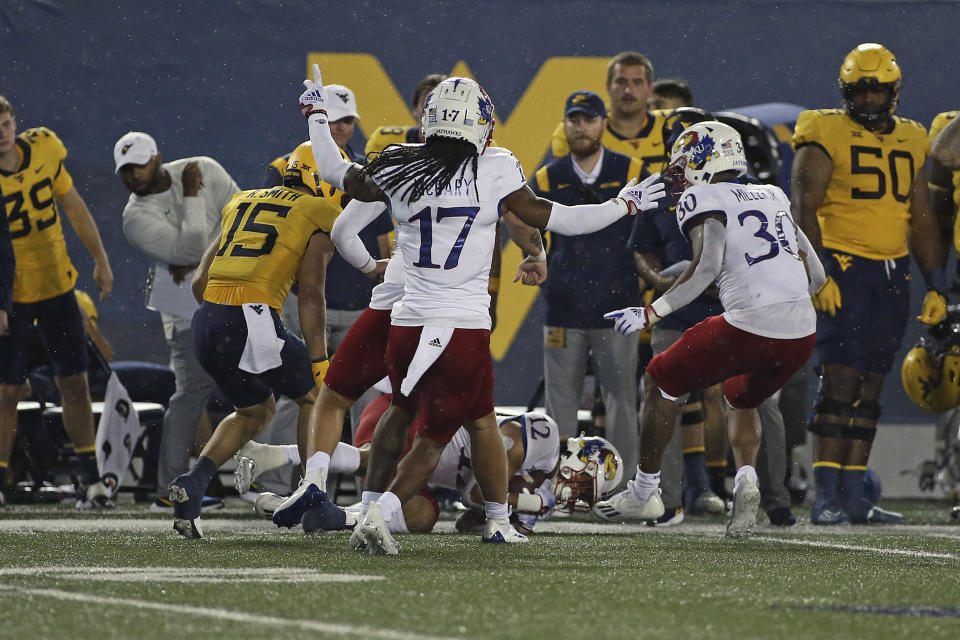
[
  {"x1": 792, "y1": 43, "x2": 945, "y2": 525},
  {"x1": 116, "y1": 131, "x2": 239, "y2": 510},
  {"x1": 168, "y1": 143, "x2": 339, "y2": 538},
  {"x1": 550, "y1": 52, "x2": 674, "y2": 172},
  {"x1": 364, "y1": 73, "x2": 448, "y2": 156},
  {"x1": 533, "y1": 91, "x2": 645, "y2": 478},
  {"x1": 0, "y1": 96, "x2": 115, "y2": 508}
]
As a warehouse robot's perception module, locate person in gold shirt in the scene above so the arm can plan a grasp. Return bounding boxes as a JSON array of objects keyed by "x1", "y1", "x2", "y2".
[
  {"x1": 0, "y1": 95, "x2": 114, "y2": 508},
  {"x1": 928, "y1": 111, "x2": 960, "y2": 261},
  {"x1": 167, "y1": 142, "x2": 338, "y2": 538},
  {"x1": 364, "y1": 73, "x2": 448, "y2": 157},
  {"x1": 550, "y1": 51, "x2": 674, "y2": 172},
  {"x1": 792, "y1": 43, "x2": 945, "y2": 525}
]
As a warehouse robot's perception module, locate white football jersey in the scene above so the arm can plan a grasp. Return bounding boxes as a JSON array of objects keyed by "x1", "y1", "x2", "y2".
[
  {"x1": 675, "y1": 181, "x2": 816, "y2": 338},
  {"x1": 368, "y1": 246, "x2": 405, "y2": 311},
  {"x1": 376, "y1": 146, "x2": 526, "y2": 329},
  {"x1": 430, "y1": 412, "x2": 560, "y2": 498}
]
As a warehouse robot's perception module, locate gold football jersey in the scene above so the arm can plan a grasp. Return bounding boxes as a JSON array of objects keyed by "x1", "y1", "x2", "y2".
[
  {"x1": 204, "y1": 186, "x2": 340, "y2": 310},
  {"x1": 364, "y1": 125, "x2": 419, "y2": 157},
  {"x1": 0, "y1": 127, "x2": 77, "y2": 302},
  {"x1": 549, "y1": 110, "x2": 674, "y2": 172},
  {"x1": 793, "y1": 109, "x2": 928, "y2": 260}
]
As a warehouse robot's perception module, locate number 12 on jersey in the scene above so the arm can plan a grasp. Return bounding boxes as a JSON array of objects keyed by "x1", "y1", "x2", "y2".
[{"x1": 410, "y1": 206, "x2": 479, "y2": 270}]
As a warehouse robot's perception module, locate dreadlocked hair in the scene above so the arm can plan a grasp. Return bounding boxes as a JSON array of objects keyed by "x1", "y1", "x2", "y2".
[{"x1": 363, "y1": 137, "x2": 479, "y2": 204}]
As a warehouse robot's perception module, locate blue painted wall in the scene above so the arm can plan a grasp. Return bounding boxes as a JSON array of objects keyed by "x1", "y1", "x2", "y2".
[{"x1": 3, "y1": 0, "x2": 957, "y2": 421}]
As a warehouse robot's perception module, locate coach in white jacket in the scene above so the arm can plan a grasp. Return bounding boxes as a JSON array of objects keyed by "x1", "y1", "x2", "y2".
[{"x1": 114, "y1": 131, "x2": 239, "y2": 509}]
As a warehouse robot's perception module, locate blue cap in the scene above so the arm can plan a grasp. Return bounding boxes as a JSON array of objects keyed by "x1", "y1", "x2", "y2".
[{"x1": 564, "y1": 91, "x2": 607, "y2": 119}]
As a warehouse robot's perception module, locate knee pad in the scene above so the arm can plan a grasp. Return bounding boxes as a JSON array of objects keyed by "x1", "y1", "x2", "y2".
[
  {"x1": 847, "y1": 398, "x2": 880, "y2": 441},
  {"x1": 807, "y1": 395, "x2": 853, "y2": 439},
  {"x1": 852, "y1": 398, "x2": 881, "y2": 421}
]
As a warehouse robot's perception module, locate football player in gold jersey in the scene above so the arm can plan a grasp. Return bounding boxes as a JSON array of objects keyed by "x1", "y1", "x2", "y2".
[
  {"x1": 364, "y1": 73, "x2": 448, "y2": 157},
  {"x1": 928, "y1": 111, "x2": 960, "y2": 259},
  {"x1": 167, "y1": 142, "x2": 339, "y2": 538},
  {"x1": 0, "y1": 95, "x2": 114, "y2": 507},
  {"x1": 792, "y1": 44, "x2": 945, "y2": 525},
  {"x1": 550, "y1": 52, "x2": 673, "y2": 172}
]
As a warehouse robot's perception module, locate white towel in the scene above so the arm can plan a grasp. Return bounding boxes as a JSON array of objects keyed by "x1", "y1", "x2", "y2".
[
  {"x1": 239, "y1": 303, "x2": 285, "y2": 374},
  {"x1": 399, "y1": 326, "x2": 454, "y2": 397}
]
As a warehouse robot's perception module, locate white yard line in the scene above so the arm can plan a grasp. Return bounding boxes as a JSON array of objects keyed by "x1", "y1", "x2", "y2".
[
  {"x1": 755, "y1": 536, "x2": 960, "y2": 561},
  {"x1": 0, "y1": 584, "x2": 458, "y2": 640},
  {"x1": 0, "y1": 566, "x2": 384, "y2": 583}
]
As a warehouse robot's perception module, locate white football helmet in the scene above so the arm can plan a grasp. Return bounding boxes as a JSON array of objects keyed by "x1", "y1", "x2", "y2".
[
  {"x1": 420, "y1": 77, "x2": 495, "y2": 154},
  {"x1": 552, "y1": 435, "x2": 624, "y2": 514},
  {"x1": 667, "y1": 120, "x2": 748, "y2": 191}
]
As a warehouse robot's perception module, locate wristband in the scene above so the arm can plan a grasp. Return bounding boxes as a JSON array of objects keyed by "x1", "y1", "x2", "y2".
[
  {"x1": 515, "y1": 491, "x2": 542, "y2": 514},
  {"x1": 650, "y1": 299, "x2": 671, "y2": 320},
  {"x1": 528, "y1": 247, "x2": 546, "y2": 263},
  {"x1": 311, "y1": 356, "x2": 330, "y2": 383},
  {"x1": 360, "y1": 257, "x2": 377, "y2": 274},
  {"x1": 923, "y1": 266, "x2": 947, "y2": 294}
]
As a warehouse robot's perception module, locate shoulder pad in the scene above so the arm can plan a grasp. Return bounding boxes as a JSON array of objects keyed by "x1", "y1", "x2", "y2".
[
  {"x1": 22, "y1": 126, "x2": 68, "y2": 162},
  {"x1": 893, "y1": 115, "x2": 927, "y2": 135}
]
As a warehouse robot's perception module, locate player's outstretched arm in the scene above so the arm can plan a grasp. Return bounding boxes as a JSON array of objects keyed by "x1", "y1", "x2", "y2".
[
  {"x1": 57, "y1": 186, "x2": 113, "y2": 300},
  {"x1": 502, "y1": 209, "x2": 547, "y2": 286},
  {"x1": 502, "y1": 174, "x2": 665, "y2": 236},
  {"x1": 300, "y1": 64, "x2": 387, "y2": 205}
]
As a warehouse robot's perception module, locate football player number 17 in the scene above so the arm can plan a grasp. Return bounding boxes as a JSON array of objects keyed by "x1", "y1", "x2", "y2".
[{"x1": 410, "y1": 205, "x2": 480, "y2": 270}]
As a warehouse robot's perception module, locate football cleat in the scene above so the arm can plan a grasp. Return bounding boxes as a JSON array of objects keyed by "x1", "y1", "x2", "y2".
[
  {"x1": 592, "y1": 484, "x2": 665, "y2": 522},
  {"x1": 254, "y1": 492, "x2": 285, "y2": 519},
  {"x1": 233, "y1": 454, "x2": 257, "y2": 495},
  {"x1": 725, "y1": 474, "x2": 760, "y2": 539},
  {"x1": 810, "y1": 498, "x2": 851, "y2": 525},
  {"x1": 482, "y1": 518, "x2": 529, "y2": 543},
  {"x1": 766, "y1": 506, "x2": 797, "y2": 527},
  {"x1": 865, "y1": 505, "x2": 905, "y2": 524},
  {"x1": 76, "y1": 480, "x2": 115, "y2": 509},
  {"x1": 649, "y1": 506, "x2": 684, "y2": 527},
  {"x1": 169, "y1": 473, "x2": 207, "y2": 539},
  {"x1": 357, "y1": 503, "x2": 399, "y2": 555},
  {"x1": 301, "y1": 497, "x2": 352, "y2": 534},
  {"x1": 272, "y1": 479, "x2": 325, "y2": 528},
  {"x1": 686, "y1": 489, "x2": 726, "y2": 515}
]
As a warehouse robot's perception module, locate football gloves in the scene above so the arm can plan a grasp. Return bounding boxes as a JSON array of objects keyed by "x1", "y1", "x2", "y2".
[
  {"x1": 299, "y1": 63, "x2": 327, "y2": 118},
  {"x1": 812, "y1": 276, "x2": 842, "y2": 317},
  {"x1": 604, "y1": 305, "x2": 660, "y2": 336},
  {"x1": 616, "y1": 173, "x2": 665, "y2": 215},
  {"x1": 919, "y1": 290, "x2": 947, "y2": 325}
]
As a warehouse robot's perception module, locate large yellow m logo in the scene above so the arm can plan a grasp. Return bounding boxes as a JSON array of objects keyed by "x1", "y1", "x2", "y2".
[{"x1": 308, "y1": 53, "x2": 609, "y2": 360}]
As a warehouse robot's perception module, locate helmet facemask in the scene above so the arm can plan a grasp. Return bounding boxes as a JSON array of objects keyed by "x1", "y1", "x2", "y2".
[{"x1": 551, "y1": 435, "x2": 623, "y2": 514}]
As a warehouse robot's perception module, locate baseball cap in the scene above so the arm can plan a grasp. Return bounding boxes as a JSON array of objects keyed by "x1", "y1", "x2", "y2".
[
  {"x1": 324, "y1": 84, "x2": 361, "y2": 122},
  {"x1": 113, "y1": 131, "x2": 158, "y2": 173},
  {"x1": 564, "y1": 91, "x2": 607, "y2": 119}
]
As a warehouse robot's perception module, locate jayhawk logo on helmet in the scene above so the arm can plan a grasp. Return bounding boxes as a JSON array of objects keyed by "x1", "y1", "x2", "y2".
[{"x1": 552, "y1": 435, "x2": 624, "y2": 514}]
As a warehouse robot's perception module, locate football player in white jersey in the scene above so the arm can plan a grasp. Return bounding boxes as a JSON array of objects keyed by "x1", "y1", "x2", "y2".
[
  {"x1": 239, "y1": 405, "x2": 562, "y2": 534},
  {"x1": 277, "y1": 66, "x2": 665, "y2": 553},
  {"x1": 594, "y1": 122, "x2": 825, "y2": 538}
]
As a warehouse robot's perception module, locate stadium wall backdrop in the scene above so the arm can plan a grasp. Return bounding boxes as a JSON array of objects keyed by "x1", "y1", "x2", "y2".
[{"x1": 4, "y1": 0, "x2": 957, "y2": 421}]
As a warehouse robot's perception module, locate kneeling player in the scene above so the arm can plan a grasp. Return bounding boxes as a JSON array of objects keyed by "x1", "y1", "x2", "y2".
[
  {"x1": 595, "y1": 122, "x2": 824, "y2": 538},
  {"x1": 167, "y1": 144, "x2": 339, "y2": 538}
]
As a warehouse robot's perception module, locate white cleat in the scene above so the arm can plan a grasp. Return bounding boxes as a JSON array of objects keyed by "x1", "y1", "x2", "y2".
[
  {"x1": 358, "y1": 503, "x2": 399, "y2": 555},
  {"x1": 254, "y1": 492, "x2": 285, "y2": 519},
  {"x1": 592, "y1": 484, "x2": 665, "y2": 522},
  {"x1": 233, "y1": 455, "x2": 257, "y2": 495},
  {"x1": 481, "y1": 518, "x2": 528, "y2": 543},
  {"x1": 76, "y1": 481, "x2": 115, "y2": 509},
  {"x1": 726, "y1": 474, "x2": 761, "y2": 539}
]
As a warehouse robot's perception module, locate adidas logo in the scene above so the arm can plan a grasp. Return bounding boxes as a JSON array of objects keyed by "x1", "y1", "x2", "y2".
[
  {"x1": 251, "y1": 304, "x2": 264, "y2": 315},
  {"x1": 428, "y1": 338, "x2": 442, "y2": 347}
]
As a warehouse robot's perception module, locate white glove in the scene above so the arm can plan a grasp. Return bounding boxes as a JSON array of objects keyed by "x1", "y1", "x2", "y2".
[
  {"x1": 299, "y1": 63, "x2": 327, "y2": 118},
  {"x1": 603, "y1": 305, "x2": 660, "y2": 335},
  {"x1": 534, "y1": 483, "x2": 556, "y2": 517},
  {"x1": 617, "y1": 173, "x2": 666, "y2": 214}
]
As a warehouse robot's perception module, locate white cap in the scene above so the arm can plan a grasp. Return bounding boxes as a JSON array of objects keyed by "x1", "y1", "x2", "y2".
[
  {"x1": 113, "y1": 131, "x2": 158, "y2": 173},
  {"x1": 324, "y1": 84, "x2": 360, "y2": 122}
]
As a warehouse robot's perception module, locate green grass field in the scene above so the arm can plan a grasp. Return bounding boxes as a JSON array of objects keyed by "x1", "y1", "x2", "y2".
[{"x1": 1, "y1": 498, "x2": 958, "y2": 639}]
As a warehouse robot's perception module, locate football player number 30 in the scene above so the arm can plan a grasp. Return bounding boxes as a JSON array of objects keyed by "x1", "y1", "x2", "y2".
[
  {"x1": 738, "y1": 210, "x2": 801, "y2": 267},
  {"x1": 410, "y1": 206, "x2": 479, "y2": 269}
]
